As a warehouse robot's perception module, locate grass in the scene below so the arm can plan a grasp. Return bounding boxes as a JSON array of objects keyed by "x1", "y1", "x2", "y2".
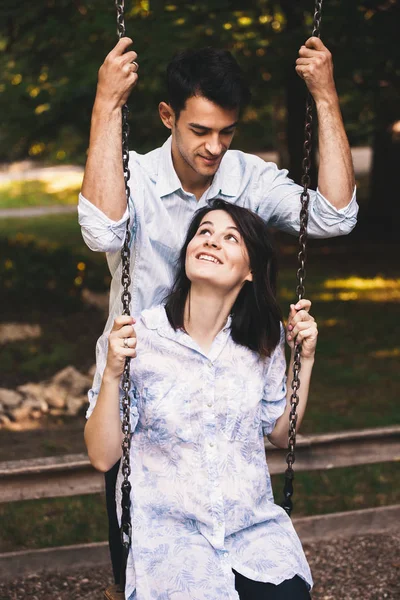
[
  {"x1": 0, "y1": 462, "x2": 398, "y2": 552},
  {"x1": 0, "y1": 213, "x2": 96, "y2": 259},
  {"x1": 0, "y1": 178, "x2": 81, "y2": 209}
]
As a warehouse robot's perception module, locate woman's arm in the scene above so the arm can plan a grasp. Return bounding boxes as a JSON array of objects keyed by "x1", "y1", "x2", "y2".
[
  {"x1": 268, "y1": 300, "x2": 318, "y2": 449},
  {"x1": 84, "y1": 315, "x2": 137, "y2": 472}
]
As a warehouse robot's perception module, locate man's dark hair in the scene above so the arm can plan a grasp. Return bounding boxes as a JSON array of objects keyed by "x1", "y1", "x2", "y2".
[
  {"x1": 166, "y1": 47, "x2": 251, "y2": 120},
  {"x1": 165, "y1": 199, "x2": 282, "y2": 358}
]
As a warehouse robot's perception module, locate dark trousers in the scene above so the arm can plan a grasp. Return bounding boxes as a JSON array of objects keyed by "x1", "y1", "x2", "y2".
[
  {"x1": 234, "y1": 570, "x2": 311, "y2": 599},
  {"x1": 105, "y1": 459, "x2": 123, "y2": 584},
  {"x1": 105, "y1": 461, "x2": 311, "y2": 598}
]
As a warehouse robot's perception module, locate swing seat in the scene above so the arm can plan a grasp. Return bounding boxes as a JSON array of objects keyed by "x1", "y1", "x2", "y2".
[{"x1": 104, "y1": 584, "x2": 125, "y2": 600}]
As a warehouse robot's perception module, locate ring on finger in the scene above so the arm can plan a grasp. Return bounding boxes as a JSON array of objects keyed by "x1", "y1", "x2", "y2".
[
  {"x1": 123, "y1": 338, "x2": 129, "y2": 349},
  {"x1": 131, "y1": 60, "x2": 139, "y2": 70}
]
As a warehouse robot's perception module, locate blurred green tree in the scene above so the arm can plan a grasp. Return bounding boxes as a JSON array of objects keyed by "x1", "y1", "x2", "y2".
[{"x1": 0, "y1": 0, "x2": 399, "y2": 222}]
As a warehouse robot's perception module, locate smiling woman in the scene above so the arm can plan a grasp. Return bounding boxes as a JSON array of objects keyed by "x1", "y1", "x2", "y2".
[{"x1": 84, "y1": 199, "x2": 318, "y2": 600}]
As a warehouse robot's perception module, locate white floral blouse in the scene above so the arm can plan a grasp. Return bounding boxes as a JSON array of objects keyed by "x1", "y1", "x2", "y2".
[{"x1": 87, "y1": 304, "x2": 313, "y2": 599}]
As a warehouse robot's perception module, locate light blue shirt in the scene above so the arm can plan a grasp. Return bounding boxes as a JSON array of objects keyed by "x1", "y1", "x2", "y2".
[
  {"x1": 78, "y1": 136, "x2": 358, "y2": 402},
  {"x1": 87, "y1": 304, "x2": 313, "y2": 599}
]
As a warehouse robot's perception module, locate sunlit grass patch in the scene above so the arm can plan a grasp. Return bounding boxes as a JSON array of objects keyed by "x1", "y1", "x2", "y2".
[
  {"x1": 318, "y1": 276, "x2": 400, "y2": 302},
  {"x1": 0, "y1": 179, "x2": 81, "y2": 208},
  {"x1": 280, "y1": 275, "x2": 400, "y2": 303},
  {"x1": 370, "y1": 347, "x2": 400, "y2": 358}
]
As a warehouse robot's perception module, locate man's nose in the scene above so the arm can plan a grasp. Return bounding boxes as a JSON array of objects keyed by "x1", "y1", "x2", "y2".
[{"x1": 205, "y1": 139, "x2": 222, "y2": 156}]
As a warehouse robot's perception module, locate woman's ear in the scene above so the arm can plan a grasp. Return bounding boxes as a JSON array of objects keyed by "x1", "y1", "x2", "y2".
[
  {"x1": 159, "y1": 102, "x2": 175, "y2": 130},
  {"x1": 245, "y1": 270, "x2": 253, "y2": 282}
]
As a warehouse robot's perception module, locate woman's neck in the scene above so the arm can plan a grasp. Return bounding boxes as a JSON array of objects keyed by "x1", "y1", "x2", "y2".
[{"x1": 183, "y1": 285, "x2": 236, "y2": 354}]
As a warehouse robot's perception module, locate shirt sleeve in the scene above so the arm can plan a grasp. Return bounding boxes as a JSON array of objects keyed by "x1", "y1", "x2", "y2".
[
  {"x1": 254, "y1": 162, "x2": 358, "y2": 239},
  {"x1": 78, "y1": 193, "x2": 132, "y2": 253},
  {"x1": 85, "y1": 385, "x2": 139, "y2": 434},
  {"x1": 261, "y1": 324, "x2": 287, "y2": 436}
]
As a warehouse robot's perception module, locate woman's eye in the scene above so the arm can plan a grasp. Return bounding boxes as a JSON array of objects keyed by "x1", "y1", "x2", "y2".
[
  {"x1": 199, "y1": 228, "x2": 211, "y2": 235},
  {"x1": 226, "y1": 234, "x2": 238, "y2": 243}
]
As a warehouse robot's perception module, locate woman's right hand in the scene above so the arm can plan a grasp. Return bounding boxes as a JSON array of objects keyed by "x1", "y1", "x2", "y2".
[{"x1": 104, "y1": 316, "x2": 137, "y2": 380}]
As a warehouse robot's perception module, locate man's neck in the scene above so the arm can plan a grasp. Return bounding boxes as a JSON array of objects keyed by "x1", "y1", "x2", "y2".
[
  {"x1": 183, "y1": 285, "x2": 236, "y2": 354},
  {"x1": 171, "y1": 144, "x2": 212, "y2": 201}
]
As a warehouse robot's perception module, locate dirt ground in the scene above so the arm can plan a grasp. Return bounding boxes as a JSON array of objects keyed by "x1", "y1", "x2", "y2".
[
  {"x1": 0, "y1": 415, "x2": 87, "y2": 462},
  {"x1": 0, "y1": 532, "x2": 399, "y2": 600}
]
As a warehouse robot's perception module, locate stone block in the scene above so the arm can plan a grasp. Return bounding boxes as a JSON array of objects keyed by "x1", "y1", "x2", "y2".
[{"x1": 0, "y1": 388, "x2": 23, "y2": 409}]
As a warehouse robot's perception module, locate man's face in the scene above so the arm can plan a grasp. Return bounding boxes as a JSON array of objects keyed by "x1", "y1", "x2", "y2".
[{"x1": 167, "y1": 96, "x2": 239, "y2": 178}]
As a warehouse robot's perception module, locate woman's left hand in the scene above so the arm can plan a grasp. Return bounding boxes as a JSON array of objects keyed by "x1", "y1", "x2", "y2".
[{"x1": 286, "y1": 299, "x2": 318, "y2": 359}]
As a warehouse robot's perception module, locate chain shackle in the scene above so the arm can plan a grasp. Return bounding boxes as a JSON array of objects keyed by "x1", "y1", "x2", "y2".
[
  {"x1": 281, "y1": 0, "x2": 323, "y2": 517},
  {"x1": 115, "y1": 0, "x2": 133, "y2": 592}
]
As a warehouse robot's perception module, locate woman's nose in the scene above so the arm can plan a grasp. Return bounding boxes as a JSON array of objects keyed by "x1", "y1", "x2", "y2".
[{"x1": 205, "y1": 237, "x2": 219, "y2": 248}]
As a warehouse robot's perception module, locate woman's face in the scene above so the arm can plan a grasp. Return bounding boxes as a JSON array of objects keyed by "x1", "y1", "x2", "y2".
[{"x1": 185, "y1": 210, "x2": 253, "y2": 292}]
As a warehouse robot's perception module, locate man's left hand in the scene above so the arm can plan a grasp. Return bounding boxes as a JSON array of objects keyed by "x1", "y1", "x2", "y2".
[{"x1": 295, "y1": 37, "x2": 336, "y2": 102}]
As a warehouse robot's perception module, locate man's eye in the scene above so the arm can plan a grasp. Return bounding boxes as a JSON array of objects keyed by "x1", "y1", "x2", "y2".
[
  {"x1": 222, "y1": 130, "x2": 235, "y2": 136},
  {"x1": 192, "y1": 130, "x2": 206, "y2": 136}
]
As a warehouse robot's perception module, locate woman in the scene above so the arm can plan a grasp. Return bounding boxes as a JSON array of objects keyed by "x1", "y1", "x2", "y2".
[{"x1": 85, "y1": 199, "x2": 317, "y2": 600}]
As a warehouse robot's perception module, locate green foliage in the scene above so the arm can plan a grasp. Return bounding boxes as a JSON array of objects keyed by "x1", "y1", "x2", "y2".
[
  {"x1": 0, "y1": 1, "x2": 398, "y2": 163},
  {"x1": 0, "y1": 233, "x2": 109, "y2": 311}
]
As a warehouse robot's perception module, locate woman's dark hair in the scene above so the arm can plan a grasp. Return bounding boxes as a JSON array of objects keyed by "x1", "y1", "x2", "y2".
[
  {"x1": 165, "y1": 200, "x2": 282, "y2": 357},
  {"x1": 166, "y1": 47, "x2": 251, "y2": 120}
]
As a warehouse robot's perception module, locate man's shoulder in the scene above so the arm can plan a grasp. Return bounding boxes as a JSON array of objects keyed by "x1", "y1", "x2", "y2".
[
  {"x1": 128, "y1": 145, "x2": 163, "y2": 180},
  {"x1": 137, "y1": 304, "x2": 167, "y2": 331},
  {"x1": 223, "y1": 148, "x2": 278, "y2": 178}
]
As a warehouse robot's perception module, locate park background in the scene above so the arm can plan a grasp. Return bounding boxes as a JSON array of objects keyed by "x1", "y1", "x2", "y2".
[{"x1": 0, "y1": 0, "x2": 399, "y2": 590}]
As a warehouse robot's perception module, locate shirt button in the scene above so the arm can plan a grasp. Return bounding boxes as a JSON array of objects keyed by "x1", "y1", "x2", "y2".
[
  {"x1": 208, "y1": 362, "x2": 213, "y2": 369},
  {"x1": 209, "y1": 441, "x2": 214, "y2": 447},
  {"x1": 218, "y1": 521, "x2": 223, "y2": 527},
  {"x1": 207, "y1": 402, "x2": 213, "y2": 408}
]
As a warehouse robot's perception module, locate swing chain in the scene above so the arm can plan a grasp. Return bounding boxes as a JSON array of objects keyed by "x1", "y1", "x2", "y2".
[
  {"x1": 116, "y1": 0, "x2": 126, "y2": 38},
  {"x1": 115, "y1": 0, "x2": 133, "y2": 591},
  {"x1": 282, "y1": 0, "x2": 323, "y2": 517}
]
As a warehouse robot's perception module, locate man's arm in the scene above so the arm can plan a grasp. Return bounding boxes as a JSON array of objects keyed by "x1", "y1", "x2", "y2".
[
  {"x1": 81, "y1": 37, "x2": 139, "y2": 221},
  {"x1": 296, "y1": 37, "x2": 355, "y2": 209}
]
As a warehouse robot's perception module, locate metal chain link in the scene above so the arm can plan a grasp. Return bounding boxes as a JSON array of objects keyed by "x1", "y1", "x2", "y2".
[
  {"x1": 115, "y1": 0, "x2": 133, "y2": 592},
  {"x1": 281, "y1": 0, "x2": 323, "y2": 517}
]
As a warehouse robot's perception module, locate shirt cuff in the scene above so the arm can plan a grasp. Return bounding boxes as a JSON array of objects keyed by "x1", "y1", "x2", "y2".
[
  {"x1": 313, "y1": 185, "x2": 358, "y2": 235},
  {"x1": 78, "y1": 193, "x2": 130, "y2": 253}
]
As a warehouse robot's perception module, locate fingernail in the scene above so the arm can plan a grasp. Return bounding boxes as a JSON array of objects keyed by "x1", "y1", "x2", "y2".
[
  {"x1": 295, "y1": 303, "x2": 301, "y2": 309},
  {"x1": 288, "y1": 325, "x2": 293, "y2": 331},
  {"x1": 287, "y1": 335, "x2": 292, "y2": 341}
]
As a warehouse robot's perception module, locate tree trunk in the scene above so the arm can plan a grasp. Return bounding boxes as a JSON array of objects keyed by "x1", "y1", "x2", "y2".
[
  {"x1": 368, "y1": 86, "x2": 400, "y2": 232},
  {"x1": 281, "y1": 1, "x2": 318, "y2": 188}
]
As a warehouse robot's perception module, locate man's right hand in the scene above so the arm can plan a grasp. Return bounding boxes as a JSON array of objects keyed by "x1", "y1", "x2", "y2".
[{"x1": 96, "y1": 37, "x2": 139, "y2": 110}]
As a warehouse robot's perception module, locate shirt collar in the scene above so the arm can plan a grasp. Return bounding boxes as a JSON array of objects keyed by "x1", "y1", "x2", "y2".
[
  {"x1": 155, "y1": 137, "x2": 182, "y2": 198},
  {"x1": 155, "y1": 136, "x2": 241, "y2": 199},
  {"x1": 141, "y1": 304, "x2": 232, "y2": 359}
]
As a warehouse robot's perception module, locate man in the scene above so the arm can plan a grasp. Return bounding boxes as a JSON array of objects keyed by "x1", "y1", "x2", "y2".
[{"x1": 79, "y1": 37, "x2": 357, "y2": 584}]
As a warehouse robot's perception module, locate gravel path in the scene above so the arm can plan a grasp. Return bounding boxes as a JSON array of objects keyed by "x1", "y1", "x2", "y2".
[{"x1": 0, "y1": 533, "x2": 398, "y2": 600}]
